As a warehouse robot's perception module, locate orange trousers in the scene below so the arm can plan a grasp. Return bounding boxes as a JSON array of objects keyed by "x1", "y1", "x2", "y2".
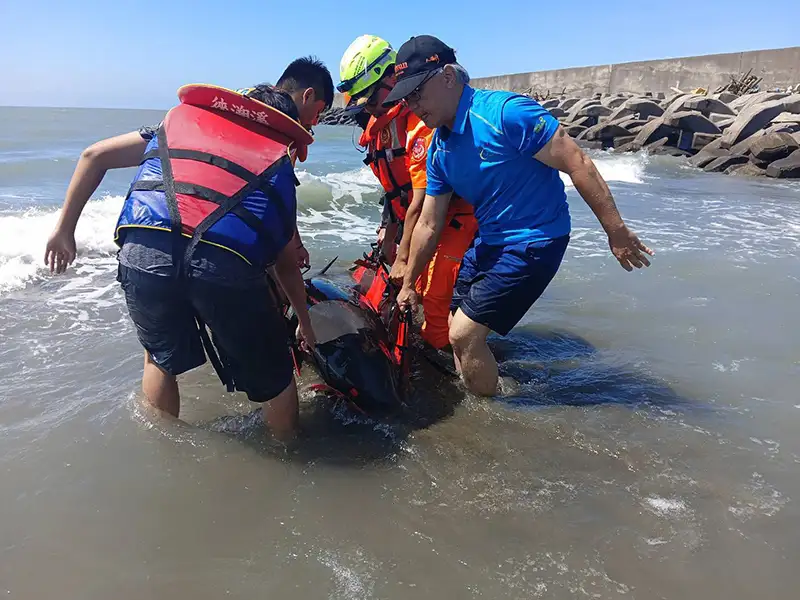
[{"x1": 415, "y1": 216, "x2": 479, "y2": 349}]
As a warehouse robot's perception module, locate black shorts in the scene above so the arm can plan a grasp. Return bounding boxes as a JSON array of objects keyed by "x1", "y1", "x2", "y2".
[{"x1": 117, "y1": 265, "x2": 293, "y2": 402}]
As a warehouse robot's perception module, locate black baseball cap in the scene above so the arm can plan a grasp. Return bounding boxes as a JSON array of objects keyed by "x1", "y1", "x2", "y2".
[{"x1": 382, "y1": 35, "x2": 457, "y2": 107}]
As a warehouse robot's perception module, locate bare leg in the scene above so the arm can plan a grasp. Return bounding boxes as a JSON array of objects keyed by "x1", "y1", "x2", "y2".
[
  {"x1": 142, "y1": 351, "x2": 180, "y2": 417},
  {"x1": 449, "y1": 310, "x2": 498, "y2": 396},
  {"x1": 448, "y1": 311, "x2": 462, "y2": 375},
  {"x1": 452, "y1": 348, "x2": 463, "y2": 375},
  {"x1": 261, "y1": 378, "x2": 300, "y2": 440}
]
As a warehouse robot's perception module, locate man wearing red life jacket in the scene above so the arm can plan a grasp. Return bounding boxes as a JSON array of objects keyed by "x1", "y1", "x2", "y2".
[
  {"x1": 338, "y1": 35, "x2": 478, "y2": 351},
  {"x1": 44, "y1": 59, "x2": 335, "y2": 439}
]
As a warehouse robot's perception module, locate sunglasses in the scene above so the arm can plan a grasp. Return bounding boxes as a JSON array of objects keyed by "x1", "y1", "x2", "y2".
[
  {"x1": 405, "y1": 68, "x2": 443, "y2": 105},
  {"x1": 350, "y1": 78, "x2": 393, "y2": 109}
]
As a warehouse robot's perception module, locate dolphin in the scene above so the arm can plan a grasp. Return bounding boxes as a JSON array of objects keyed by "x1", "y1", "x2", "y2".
[{"x1": 281, "y1": 249, "x2": 411, "y2": 418}]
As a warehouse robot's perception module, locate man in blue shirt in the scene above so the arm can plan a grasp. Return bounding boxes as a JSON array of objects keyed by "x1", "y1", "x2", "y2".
[{"x1": 384, "y1": 35, "x2": 653, "y2": 396}]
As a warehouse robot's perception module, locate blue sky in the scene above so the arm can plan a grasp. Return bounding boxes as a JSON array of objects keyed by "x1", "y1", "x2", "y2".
[{"x1": 1, "y1": 0, "x2": 798, "y2": 109}]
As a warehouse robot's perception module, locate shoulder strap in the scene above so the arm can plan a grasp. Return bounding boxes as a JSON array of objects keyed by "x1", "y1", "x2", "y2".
[
  {"x1": 181, "y1": 155, "x2": 292, "y2": 269},
  {"x1": 156, "y1": 126, "x2": 184, "y2": 278},
  {"x1": 133, "y1": 125, "x2": 294, "y2": 274},
  {"x1": 363, "y1": 147, "x2": 406, "y2": 166},
  {"x1": 140, "y1": 148, "x2": 258, "y2": 184}
]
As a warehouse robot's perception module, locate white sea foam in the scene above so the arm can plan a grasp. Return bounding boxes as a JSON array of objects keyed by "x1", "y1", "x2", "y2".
[
  {"x1": 0, "y1": 168, "x2": 385, "y2": 295},
  {"x1": 0, "y1": 195, "x2": 122, "y2": 295},
  {"x1": 563, "y1": 151, "x2": 648, "y2": 187},
  {"x1": 4, "y1": 150, "x2": 796, "y2": 296},
  {"x1": 296, "y1": 167, "x2": 381, "y2": 204}
]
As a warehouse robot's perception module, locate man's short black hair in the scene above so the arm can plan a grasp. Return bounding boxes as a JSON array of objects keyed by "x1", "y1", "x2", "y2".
[
  {"x1": 277, "y1": 56, "x2": 334, "y2": 110},
  {"x1": 245, "y1": 84, "x2": 300, "y2": 122}
]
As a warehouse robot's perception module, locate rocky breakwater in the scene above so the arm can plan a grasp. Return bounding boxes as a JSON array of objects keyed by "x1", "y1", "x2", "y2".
[
  {"x1": 543, "y1": 90, "x2": 800, "y2": 179},
  {"x1": 318, "y1": 106, "x2": 358, "y2": 126},
  {"x1": 319, "y1": 89, "x2": 800, "y2": 179}
]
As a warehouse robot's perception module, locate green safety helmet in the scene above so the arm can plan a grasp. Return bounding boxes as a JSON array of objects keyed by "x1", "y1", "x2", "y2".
[{"x1": 337, "y1": 35, "x2": 396, "y2": 99}]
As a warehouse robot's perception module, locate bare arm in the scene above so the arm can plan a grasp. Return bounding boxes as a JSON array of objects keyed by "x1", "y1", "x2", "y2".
[
  {"x1": 395, "y1": 188, "x2": 426, "y2": 265},
  {"x1": 291, "y1": 225, "x2": 309, "y2": 268},
  {"x1": 534, "y1": 127, "x2": 624, "y2": 233},
  {"x1": 271, "y1": 244, "x2": 315, "y2": 348},
  {"x1": 380, "y1": 221, "x2": 400, "y2": 264},
  {"x1": 59, "y1": 132, "x2": 149, "y2": 233},
  {"x1": 45, "y1": 131, "x2": 149, "y2": 273},
  {"x1": 401, "y1": 192, "x2": 452, "y2": 292},
  {"x1": 535, "y1": 126, "x2": 653, "y2": 270}
]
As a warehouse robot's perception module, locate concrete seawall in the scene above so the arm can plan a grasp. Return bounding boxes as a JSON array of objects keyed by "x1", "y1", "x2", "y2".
[
  {"x1": 471, "y1": 47, "x2": 800, "y2": 96},
  {"x1": 330, "y1": 47, "x2": 800, "y2": 107}
]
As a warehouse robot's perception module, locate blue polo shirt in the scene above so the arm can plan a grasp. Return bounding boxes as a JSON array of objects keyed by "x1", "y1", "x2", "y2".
[{"x1": 426, "y1": 86, "x2": 570, "y2": 246}]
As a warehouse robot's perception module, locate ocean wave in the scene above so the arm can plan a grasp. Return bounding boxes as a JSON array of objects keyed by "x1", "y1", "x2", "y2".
[
  {"x1": 0, "y1": 168, "x2": 385, "y2": 295},
  {"x1": 0, "y1": 195, "x2": 122, "y2": 295},
  {"x1": 561, "y1": 151, "x2": 648, "y2": 187},
  {"x1": 0, "y1": 153, "x2": 651, "y2": 296},
  {"x1": 298, "y1": 151, "x2": 650, "y2": 202},
  {"x1": 295, "y1": 167, "x2": 382, "y2": 206},
  {"x1": 294, "y1": 167, "x2": 383, "y2": 246}
]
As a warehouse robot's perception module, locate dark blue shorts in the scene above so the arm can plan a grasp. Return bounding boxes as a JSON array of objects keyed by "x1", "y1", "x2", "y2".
[
  {"x1": 117, "y1": 265, "x2": 293, "y2": 402},
  {"x1": 450, "y1": 236, "x2": 569, "y2": 336}
]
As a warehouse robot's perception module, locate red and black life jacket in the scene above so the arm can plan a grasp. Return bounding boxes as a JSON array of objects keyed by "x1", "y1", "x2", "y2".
[
  {"x1": 115, "y1": 84, "x2": 313, "y2": 274},
  {"x1": 359, "y1": 103, "x2": 415, "y2": 221}
]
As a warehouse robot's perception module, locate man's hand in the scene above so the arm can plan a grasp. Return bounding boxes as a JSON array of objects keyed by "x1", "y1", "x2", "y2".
[
  {"x1": 43, "y1": 130, "x2": 149, "y2": 276},
  {"x1": 376, "y1": 226, "x2": 386, "y2": 246},
  {"x1": 388, "y1": 259, "x2": 406, "y2": 285},
  {"x1": 272, "y1": 243, "x2": 315, "y2": 352},
  {"x1": 296, "y1": 244, "x2": 310, "y2": 268},
  {"x1": 396, "y1": 284, "x2": 420, "y2": 312},
  {"x1": 535, "y1": 127, "x2": 655, "y2": 272},
  {"x1": 607, "y1": 225, "x2": 653, "y2": 271},
  {"x1": 44, "y1": 228, "x2": 77, "y2": 274},
  {"x1": 296, "y1": 320, "x2": 317, "y2": 351}
]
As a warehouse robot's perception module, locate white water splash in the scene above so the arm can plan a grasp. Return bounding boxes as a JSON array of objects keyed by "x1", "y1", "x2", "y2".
[
  {"x1": 561, "y1": 151, "x2": 648, "y2": 187},
  {"x1": 296, "y1": 167, "x2": 381, "y2": 204},
  {"x1": 645, "y1": 496, "x2": 688, "y2": 518},
  {"x1": 0, "y1": 194, "x2": 122, "y2": 295},
  {"x1": 0, "y1": 168, "x2": 384, "y2": 296}
]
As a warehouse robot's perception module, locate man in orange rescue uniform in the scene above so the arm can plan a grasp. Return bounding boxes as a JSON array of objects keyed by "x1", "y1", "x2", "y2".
[{"x1": 337, "y1": 35, "x2": 478, "y2": 351}]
